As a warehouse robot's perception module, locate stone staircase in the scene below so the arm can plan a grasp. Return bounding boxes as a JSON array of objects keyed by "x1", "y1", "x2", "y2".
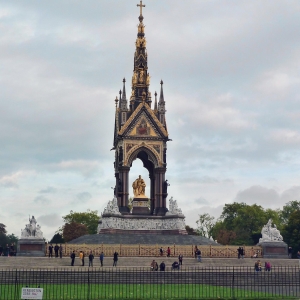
[{"x1": 0, "y1": 256, "x2": 298, "y2": 270}]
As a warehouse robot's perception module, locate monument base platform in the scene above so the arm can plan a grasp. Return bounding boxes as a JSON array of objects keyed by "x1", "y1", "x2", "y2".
[
  {"x1": 17, "y1": 239, "x2": 45, "y2": 257},
  {"x1": 257, "y1": 241, "x2": 288, "y2": 259},
  {"x1": 98, "y1": 214, "x2": 187, "y2": 235}
]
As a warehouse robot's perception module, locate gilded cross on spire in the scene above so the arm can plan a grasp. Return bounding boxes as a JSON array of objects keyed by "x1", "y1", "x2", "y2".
[{"x1": 137, "y1": 1, "x2": 145, "y2": 16}]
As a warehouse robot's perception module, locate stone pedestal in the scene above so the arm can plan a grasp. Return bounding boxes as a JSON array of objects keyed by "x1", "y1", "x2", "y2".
[
  {"x1": 257, "y1": 241, "x2": 288, "y2": 259},
  {"x1": 132, "y1": 198, "x2": 150, "y2": 215},
  {"x1": 17, "y1": 239, "x2": 45, "y2": 257}
]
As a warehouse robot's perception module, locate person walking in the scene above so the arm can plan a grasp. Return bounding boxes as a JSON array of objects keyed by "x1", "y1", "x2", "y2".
[
  {"x1": 288, "y1": 247, "x2": 292, "y2": 259},
  {"x1": 113, "y1": 251, "x2": 118, "y2": 267},
  {"x1": 70, "y1": 251, "x2": 75, "y2": 266},
  {"x1": 100, "y1": 252, "x2": 104, "y2": 267},
  {"x1": 0, "y1": 245, "x2": 3, "y2": 256},
  {"x1": 59, "y1": 244, "x2": 63, "y2": 259},
  {"x1": 196, "y1": 249, "x2": 202, "y2": 262},
  {"x1": 159, "y1": 247, "x2": 164, "y2": 256},
  {"x1": 48, "y1": 244, "x2": 53, "y2": 258},
  {"x1": 178, "y1": 253, "x2": 183, "y2": 266},
  {"x1": 88, "y1": 251, "x2": 94, "y2": 267},
  {"x1": 6, "y1": 244, "x2": 10, "y2": 257}
]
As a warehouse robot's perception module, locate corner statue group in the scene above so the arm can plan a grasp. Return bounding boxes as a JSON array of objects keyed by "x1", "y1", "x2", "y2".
[{"x1": 132, "y1": 175, "x2": 146, "y2": 197}]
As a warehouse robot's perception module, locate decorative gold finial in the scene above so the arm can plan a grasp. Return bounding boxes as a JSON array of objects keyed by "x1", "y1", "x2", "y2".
[{"x1": 137, "y1": 1, "x2": 145, "y2": 16}]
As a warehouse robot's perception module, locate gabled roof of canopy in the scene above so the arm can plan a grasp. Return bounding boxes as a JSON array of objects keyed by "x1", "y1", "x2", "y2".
[{"x1": 118, "y1": 102, "x2": 168, "y2": 138}]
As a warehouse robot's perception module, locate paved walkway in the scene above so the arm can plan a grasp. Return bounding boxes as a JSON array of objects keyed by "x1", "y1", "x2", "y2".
[{"x1": 0, "y1": 256, "x2": 298, "y2": 270}]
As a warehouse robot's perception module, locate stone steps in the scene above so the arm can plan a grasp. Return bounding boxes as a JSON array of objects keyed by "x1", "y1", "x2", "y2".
[{"x1": 0, "y1": 256, "x2": 298, "y2": 270}]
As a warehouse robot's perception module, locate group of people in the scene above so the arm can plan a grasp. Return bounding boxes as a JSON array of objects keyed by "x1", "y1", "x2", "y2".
[
  {"x1": 150, "y1": 259, "x2": 182, "y2": 271},
  {"x1": 70, "y1": 250, "x2": 109, "y2": 267},
  {"x1": 48, "y1": 244, "x2": 63, "y2": 258},
  {"x1": 254, "y1": 260, "x2": 272, "y2": 272},
  {"x1": 0, "y1": 243, "x2": 16, "y2": 256},
  {"x1": 159, "y1": 246, "x2": 171, "y2": 257}
]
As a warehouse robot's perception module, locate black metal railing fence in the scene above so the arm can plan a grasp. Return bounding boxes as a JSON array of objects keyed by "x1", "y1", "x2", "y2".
[{"x1": 0, "y1": 266, "x2": 299, "y2": 299}]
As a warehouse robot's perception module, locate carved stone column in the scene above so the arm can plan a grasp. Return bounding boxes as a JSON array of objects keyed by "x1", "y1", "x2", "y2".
[
  {"x1": 118, "y1": 166, "x2": 130, "y2": 214},
  {"x1": 154, "y1": 167, "x2": 167, "y2": 216}
]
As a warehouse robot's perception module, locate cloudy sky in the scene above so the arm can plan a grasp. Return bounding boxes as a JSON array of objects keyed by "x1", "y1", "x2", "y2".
[{"x1": 1, "y1": 1, "x2": 300, "y2": 240}]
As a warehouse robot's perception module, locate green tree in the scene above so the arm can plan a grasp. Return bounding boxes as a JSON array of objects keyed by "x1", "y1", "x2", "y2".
[
  {"x1": 50, "y1": 233, "x2": 65, "y2": 244},
  {"x1": 0, "y1": 223, "x2": 7, "y2": 235},
  {"x1": 215, "y1": 202, "x2": 280, "y2": 245},
  {"x1": 220, "y1": 202, "x2": 247, "y2": 231},
  {"x1": 280, "y1": 200, "x2": 300, "y2": 225},
  {"x1": 63, "y1": 222, "x2": 88, "y2": 242},
  {"x1": 62, "y1": 209, "x2": 100, "y2": 234},
  {"x1": 196, "y1": 213, "x2": 215, "y2": 237},
  {"x1": 282, "y1": 209, "x2": 300, "y2": 257},
  {"x1": 185, "y1": 225, "x2": 198, "y2": 235}
]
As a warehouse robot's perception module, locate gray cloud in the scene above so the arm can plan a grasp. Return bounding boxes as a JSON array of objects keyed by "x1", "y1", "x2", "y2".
[
  {"x1": 39, "y1": 186, "x2": 57, "y2": 194},
  {"x1": 38, "y1": 213, "x2": 62, "y2": 227},
  {"x1": 75, "y1": 192, "x2": 92, "y2": 202},
  {"x1": 194, "y1": 197, "x2": 209, "y2": 205},
  {"x1": 34, "y1": 196, "x2": 50, "y2": 204}
]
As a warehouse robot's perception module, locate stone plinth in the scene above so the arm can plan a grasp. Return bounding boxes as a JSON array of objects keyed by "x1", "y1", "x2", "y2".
[
  {"x1": 17, "y1": 239, "x2": 45, "y2": 257},
  {"x1": 98, "y1": 214, "x2": 187, "y2": 235},
  {"x1": 257, "y1": 241, "x2": 288, "y2": 259},
  {"x1": 132, "y1": 198, "x2": 150, "y2": 215}
]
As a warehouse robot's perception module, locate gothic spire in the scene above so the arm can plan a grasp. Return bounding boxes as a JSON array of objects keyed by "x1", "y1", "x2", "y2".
[
  {"x1": 159, "y1": 80, "x2": 164, "y2": 103},
  {"x1": 122, "y1": 78, "x2": 127, "y2": 100},
  {"x1": 154, "y1": 91, "x2": 157, "y2": 110}
]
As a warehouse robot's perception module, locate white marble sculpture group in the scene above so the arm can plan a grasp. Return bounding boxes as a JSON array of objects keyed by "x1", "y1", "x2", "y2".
[
  {"x1": 21, "y1": 216, "x2": 43, "y2": 239},
  {"x1": 259, "y1": 219, "x2": 283, "y2": 243},
  {"x1": 98, "y1": 196, "x2": 186, "y2": 232}
]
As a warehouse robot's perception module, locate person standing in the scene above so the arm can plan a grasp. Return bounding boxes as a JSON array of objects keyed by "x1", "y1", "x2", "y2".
[
  {"x1": 178, "y1": 253, "x2": 183, "y2": 266},
  {"x1": 288, "y1": 247, "x2": 292, "y2": 259},
  {"x1": 88, "y1": 251, "x2": 94, "y2": 267},
  {"x1": 70, "y1": 251, "x2": 75, "y2": 266},
  {"x1": 59, "y1": 244, "x2": 63, "y2": 259},
  {"x1": 100, "y1": 252, "x2": 104, "y2": 267},
  {"x1": 241, "y1": 247, "x2": 245, "y2": 259},
  {"x1": 6, "y1": 244, "x2": 10, "y2": 257},
  {"x1": 54, "y1": 244, "x2": 59, "y2": 258},
  {"x1": 48, "y1": 244, "x2": 53, "y2": 258},
  {"x1": 79, "y1": 251, "x2": 85, "y2": 266},
  {"x1": 167, "y1": 247, "x2": 171, "y2": 257},
  {"x1": 0, "y1": 245, "x2": 3, "y2": 256},
  {"x1": 113, "y1": 251, "x2": 118, "y2": 267},
  {"x1": 159, "y1": 247, "x2": 163, "y2": 256}
]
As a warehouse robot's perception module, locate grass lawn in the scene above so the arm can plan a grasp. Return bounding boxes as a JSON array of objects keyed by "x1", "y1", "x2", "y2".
[{"x1": 0, "y1": 283, "x2": 294, "y2": 299}]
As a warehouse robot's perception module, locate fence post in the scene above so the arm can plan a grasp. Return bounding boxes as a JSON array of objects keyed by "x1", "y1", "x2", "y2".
[
  {"x1": 87, "y1": 267, "x2": 90, "y2": 300},
  {"x1": 231, "y1": 267, "x2": 235, "y2": 299}
]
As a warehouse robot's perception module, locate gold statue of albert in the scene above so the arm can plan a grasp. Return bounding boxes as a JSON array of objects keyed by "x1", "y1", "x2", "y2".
[{"x1": 132, "y1": 175, "x2": 146, "y2": 198}]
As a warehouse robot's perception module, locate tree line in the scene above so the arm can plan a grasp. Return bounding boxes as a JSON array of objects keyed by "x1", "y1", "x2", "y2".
[{"x1": 194, "y1": 200, "x2": 300, "y2": 255}]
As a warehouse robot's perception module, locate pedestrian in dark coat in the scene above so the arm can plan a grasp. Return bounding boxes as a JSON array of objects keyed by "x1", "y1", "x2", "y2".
[
  {"x1": 113, "y1": 251, "x2": 118, "y2": 267},
  {"x1": 88, "y1": 251, "x2": 94, "y2": 267},
  {"x1": 70, "y1": 251, "x2": 75, "y2": 266},
  {"x1": 100, "y1": 252, "x2": 104, "y2": 267},
  {"x1": 54, "y1": 244, "x2": 59, "y2": 258},
  {"x1": 48, "y1": 244, "x2": 53, "y2": 258}
]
